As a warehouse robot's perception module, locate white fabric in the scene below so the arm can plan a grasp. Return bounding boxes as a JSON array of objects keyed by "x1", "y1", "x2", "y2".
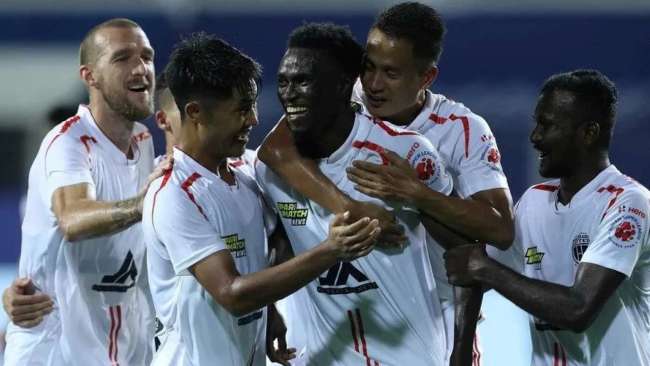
[
  {"x1": 7, "y1": 105, "x2": 156, "y2": 366},
  {"x1": 256, "y1": 112, "x2": 452, "y2": 366},
  {"x1": 144, "y1": 147, "x2": 269, "y2": 366},
  {"x1": 512, "y1": 165, "x2": 650, "y2": 366}
]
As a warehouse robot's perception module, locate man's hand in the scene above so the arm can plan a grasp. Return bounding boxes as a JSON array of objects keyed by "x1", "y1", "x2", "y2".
[
  {"x1": 444, "y1": 244, "x2": 488, "y2": 287},
  {"x1": 3, "y1": 278, "x2": 53, "y2": 328},
  {"x1": 324, "y1": 212, "x2": 380, "y2": 262},
  {"x1": 344, "y1": 200, "x2": 406, "y2": 249},
  {"x1": 347, "y1": 150, "x2": 427, "y2": 206},
  {"x1": 266, "y1": 304, "x2": 296, "y2": 366}
]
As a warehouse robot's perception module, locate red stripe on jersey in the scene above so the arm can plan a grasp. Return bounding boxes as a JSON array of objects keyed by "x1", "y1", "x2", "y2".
[
  {"x1": 151, "y1": 168, "x2": 173, "y2": 232},
  {"x1": 598, "y1": 185, "x2": 625, "y2": 220},
  {"x1": 114, "y1": 305, "x2": 122, "y2": 365},
  {"x1": 472, "y1": 335, "x2": 481, "y2": 366},
  {"x1": 347, "y1": 310, "x2": 360, "y2": 352},
  {"x1": 108, "y1": 306, "x2": 122, "y2": 366},
  {"x1": 429, "y1": 113, "x2": 471, "y2": 157},
  {"x1": 44, "y1": 115, "x2": 81, "y2": 156},
  {"x1": 80, "y1": 135, "x2": 97, "y2": 153},
  {"x1": 373, "y1": 119, "x2": 418, "y2": 137},
  {"x1": 132, "y1": 131, "x2": 151, "y2": 142},
  {"x1": 229, "y1": 159, "x2": 245, "y2": 168},
  {"x1": 532, "y1": 184, "x2": 560, "y2": 192},
  {"x1": 553, "y1": 342, "x2": 559, "y2": 366},
  {"x1": 352, "y1": 140, "x2": 389, "y2": 165},
  {"x1": 181, "y1": 173, "x2": 208, "y2": 220}
]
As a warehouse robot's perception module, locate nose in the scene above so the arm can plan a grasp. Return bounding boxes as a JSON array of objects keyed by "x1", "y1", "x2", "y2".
[
  {"x1": 530, "y1": 124, "x2": 542, "y2": 145},
  {"x1": 132, "y1": 57, "x2": 147, "y2": 76},
  {"x1": 366, "y1": 71, "x2": 384, "y2": 93}
]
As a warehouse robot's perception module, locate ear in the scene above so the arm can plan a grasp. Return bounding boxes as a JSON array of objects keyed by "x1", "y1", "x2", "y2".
[
  {"x1": 184, "y1": 101, "x2": 202, "y2": 124},
  {"x1": 154, "y1": 111, "x2": 170, "y2": 131},
  {"x1": 419, "y1": 65, "x2": 439, "y2": 90},
  {"x1": 79, "y1": 65, "x2": 98, "y2": 88},
  {"x1": 582, "y1": 121, "x2": 601, "y2": 146}
]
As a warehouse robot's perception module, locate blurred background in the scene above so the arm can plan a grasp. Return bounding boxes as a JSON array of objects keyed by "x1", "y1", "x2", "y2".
[{"x1": 0, "y1": 0, "x2": 648, "y2": 364}]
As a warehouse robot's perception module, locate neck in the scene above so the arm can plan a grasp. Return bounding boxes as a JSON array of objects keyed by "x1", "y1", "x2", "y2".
[
  {"x1": 88, "y1": 97, "x2": 135, "y2": 156},
  {"x1": 558, "y1": 152, "x2": 610, "y2": 204},
  {"x1": 178, "y1": 127, "x2": 227, "y2": 176},
  {"x1": 164, "y1": 132, "x2": 175, "y2": 155},
  {"x1": 298, "y1": 105, "x2": 355, "y2": 159},
  {"x1": 385, "y1": 90, "x2": 426, "y2": 126}
]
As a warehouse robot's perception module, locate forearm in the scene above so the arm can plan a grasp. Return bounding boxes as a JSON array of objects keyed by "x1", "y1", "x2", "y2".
[
  {"x1": 415, "y1": 189, "x2": 512, "y2": 248},
  {"x1": 450, "y1": 286, "x2": 483, "y2": 366},
  {"x1": 258, "y1": 119, "x2": 350, "y2": 213},
  {"x1": 58, "y1": 196, "x2": 143, "y2": 241},
  {"x1": 421, "y1": 215, "x2": 474, "y2": 250},
  {"x1": 226, "y1": 243, "x2": 337, "y2": 316},
  {"x1": 475, "y1": 259, "x2": 587, "y2": 331}
]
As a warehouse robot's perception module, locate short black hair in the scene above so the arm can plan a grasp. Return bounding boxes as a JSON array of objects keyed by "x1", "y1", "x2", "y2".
[
  {"x1": 165, "y1": 32, "x2": 262, "y2": 118},
  {"x1": 154, "y1": 73, "x2": 174, "y2": 111},
  {"x1": 541, "y1": 69, "x2": 618, "y2": 148},
  {"x1": 287, "y1": 22, "x2": 363, "y2": 81},
  {"x1": 373, "y1": 2, "x2": 446, "y2": 66},
  {"x1": 80, "y1": 18, "x2": 141, "y2": 65}
]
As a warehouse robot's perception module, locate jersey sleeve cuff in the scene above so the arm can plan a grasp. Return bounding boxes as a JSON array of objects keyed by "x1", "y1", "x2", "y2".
[{"x1": 173, "y1": 244, "x2": 228, "y2": 276}]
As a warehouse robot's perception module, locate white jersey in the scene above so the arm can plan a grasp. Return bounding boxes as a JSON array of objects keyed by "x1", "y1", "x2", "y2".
[
  {"x1": 6, "y1": 105, "x2": 155, "y2": 366},
  {"x1": 144, "y1": 147, "x2": 269, "y2": 366},
  {"x1": 256, "y1": 112, "x2": 452, "y2": 366},
  {"x1": 354, "y1": 80, "x2": 510, "y2": 301},
  {"x1": 513, "y1": 165, "x2": 650, "y2": 366}
]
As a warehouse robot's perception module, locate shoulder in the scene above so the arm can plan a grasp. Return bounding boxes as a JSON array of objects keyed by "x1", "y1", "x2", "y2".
[
  {"x1": 517, "y1": 180, "x2": 561, "y2": 208},
  {"x1": 132, "y1": 122, "x2": 153, "y2": 144},
  {"x1": 428, "y1": 93, "x2": 493, "y2": 134},
  {"x1": 360, "y1": 113, "x2": 433, "y2": 155}
]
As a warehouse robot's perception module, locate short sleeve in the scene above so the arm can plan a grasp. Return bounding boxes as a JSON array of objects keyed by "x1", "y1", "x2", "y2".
[
  {"x1": 151, "y1": 186, "x2": 227, "y2": 275},
  {"x1": 43, "y1": 134, "x2": 95, "y2": 204},
  {"x1": 580, "y1": 190, "x2": 650, "y2": 277},
  {"x1": 454, "y1": 114, "x2": 509, "y2": 198},
  {"x1": 403, "y1": 136, "x2": 453, "y2": 196},
  {"x1": 487, "y1": 197, "x2": 525, "y2": 273}
]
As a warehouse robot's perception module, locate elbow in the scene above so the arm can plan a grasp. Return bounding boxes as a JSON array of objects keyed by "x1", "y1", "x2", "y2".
[
  {"x1": 489, "y1": 227, "x2": 514, "y2": 250},
  {"x1": 58, "y1": 218, "x2": 82, "y2": 242},
  {"x1": 213, "y1": 284, "x2": 257, "y2": 317}
]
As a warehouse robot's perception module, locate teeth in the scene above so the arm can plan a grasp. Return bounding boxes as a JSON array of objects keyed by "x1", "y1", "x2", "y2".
[{"x1": 286, "y1": 106, "x2": 307, "y2": 114}]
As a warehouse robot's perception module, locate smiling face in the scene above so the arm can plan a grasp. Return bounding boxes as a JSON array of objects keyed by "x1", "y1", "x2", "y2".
[
  {"x1": 360, "y1": 28, "x2": 431, "y2": 124},
  {"x1": 90, "y1": 26, "x2": 155, "y2": 121},
  {"x1": 530, "y1": 89, "x2": 586, "y2": 178},
  {"x1": 198, "y1": 80, "x2": 259, "y2": 160},
  {"x1": 277, "y1": 48, "x2": 346, "y2": 138}
]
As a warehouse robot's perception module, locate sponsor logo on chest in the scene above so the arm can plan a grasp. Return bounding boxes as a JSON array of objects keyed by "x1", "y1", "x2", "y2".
[
  {"x1": 223, "y1": 234, "x2": 247, "y2": 258},
  {"x1": 276, "y1": 201, "x2": 309, "y2": 226},
  {"x1": 525, "y1": 246, "x2": 545, "y2": 270}
]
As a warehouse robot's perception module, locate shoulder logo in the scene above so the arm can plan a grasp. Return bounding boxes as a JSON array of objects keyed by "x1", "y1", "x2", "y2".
[
  {"x1": 222, "y1": 234, "x2": 247, "y2": 258},
  {"x1": 571, "y1": 232, "x2": 590, "y2": 263},
  {"x1": 410, "y1": 148, "x2": 441, "y2": 185},
  {"x1": 609, "y1": 214, "x2": 642, "y2": 248},
  {"x1": 525, "y1": 246, "x2": 544, "y2": 269},
  {"x1": 480, "y1": 141, "x2": 502, "y2": 171},
  {"x1": 276, "y1": 202, "x2": 308, "y2": 226}
]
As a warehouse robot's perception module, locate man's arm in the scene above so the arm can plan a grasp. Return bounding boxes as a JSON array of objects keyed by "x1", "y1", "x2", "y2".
[
  {"x1": 190, "y1": 213, "x2": 380, "y2": 317},
  {"x1": 445, "y1": 245, "x2": 625, "y2": 332},
  {"x1": 52, "y1": 157, "x2": 171, "y2": 241},
  {"x1": 347, "y1": 151, "x2": 514, "y2": 248},
  {"x1": 258, "y1": 118, "x2": 405, "y2": 245}
]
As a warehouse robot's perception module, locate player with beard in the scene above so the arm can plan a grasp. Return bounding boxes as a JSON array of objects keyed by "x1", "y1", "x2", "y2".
[
  {"x1": 3, "y1": 18, "x2": 169, "y2": 366},
  {"x1": 257, "y1": 23, "x2": 454, "y2": 365},
  {"x1": 446, "y1": 70, "x2": 650, "y2": 366},
  {"x1": 258, "y1": 3, "x2": 513, "y2": 364}
]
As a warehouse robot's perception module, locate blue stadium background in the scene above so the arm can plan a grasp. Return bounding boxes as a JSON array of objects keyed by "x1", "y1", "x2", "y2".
[{"x1": 0, "y1": 4, "x2": 647, "y2": 364}]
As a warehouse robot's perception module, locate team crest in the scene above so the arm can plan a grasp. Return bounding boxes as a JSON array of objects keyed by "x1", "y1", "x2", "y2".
[
  {"x1": 480, "y1": 141, "x2": 502, "y2": 171},
  {"x1": 571, "y1": 232, "x2": 590, "y2": 263},
  {"x1": 411, "y1": 150, "x2": 440, "y2": 186},
  {"x1": 609, "y1": 214, "x2": 642, "y2": 248}
]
